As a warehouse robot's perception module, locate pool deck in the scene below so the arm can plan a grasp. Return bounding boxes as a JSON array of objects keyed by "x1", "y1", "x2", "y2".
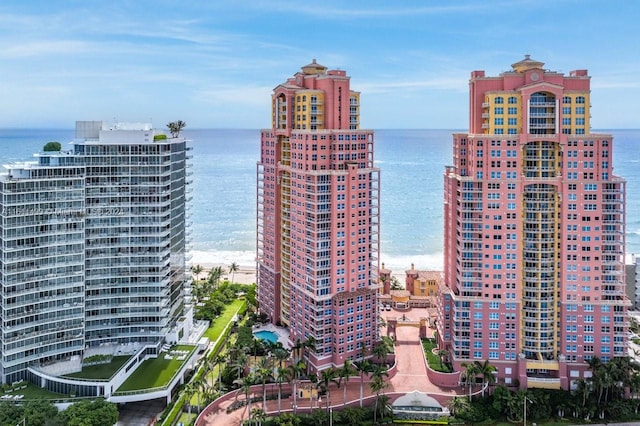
[{"x1": 252, "y1": 323, "x2": 292, "y2": 349}]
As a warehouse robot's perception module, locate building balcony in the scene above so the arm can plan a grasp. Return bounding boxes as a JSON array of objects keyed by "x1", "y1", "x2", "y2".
[
  {"x1": 528, "y1": 123, "x2": 556, "y2": 129},
  {"x1": 527, "y1": 377, "x2": 561, "y2": 390},
  {"x1": 529, "y1": 112, "x2": 555, "y2": 118}
]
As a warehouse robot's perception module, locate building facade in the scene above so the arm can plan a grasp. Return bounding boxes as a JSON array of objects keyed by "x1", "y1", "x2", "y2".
[
  {"x1": 0, "y1": 121, "x2": 191, "y2": 384},
  {"x1": 257, "y1": 60, "x2": 380, "y2": 370},
  {"x1": 437, "y1": 56, "x2": 628, "y2": 390}
]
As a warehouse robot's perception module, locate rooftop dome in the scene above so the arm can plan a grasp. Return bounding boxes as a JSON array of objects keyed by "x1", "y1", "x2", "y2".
[
  {"x1": 511, "y1": 54, "x2": 545, "y2": 73},
  {"x1": 301, "y1": 59, "x2": 328, "y2": 75}
]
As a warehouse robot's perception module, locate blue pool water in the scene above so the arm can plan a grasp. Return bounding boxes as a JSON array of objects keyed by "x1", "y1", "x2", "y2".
[{"x1": 254, "y1": 330, "x2": 278, "y2": 343}]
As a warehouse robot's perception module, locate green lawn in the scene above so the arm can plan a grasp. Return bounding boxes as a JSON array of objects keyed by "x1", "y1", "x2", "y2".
[
  {"x1": 63, "y1": 356, "x2": 131, "y2": 380},
  {"x1": 0, "y1": 382, "x2": 65, "y2": 400},
  {"x1": 176, "y1": 412, "x2": 197, "y2": 425},
  {"x1": 203, "y1": 298, "x2": 245, "y2": 341},
  {"x1": 421, "y1": 338, "x2": 453, "y2": 373},
  {"x1": 116, "y1": 345, "x2": 195, "y2": 392}
]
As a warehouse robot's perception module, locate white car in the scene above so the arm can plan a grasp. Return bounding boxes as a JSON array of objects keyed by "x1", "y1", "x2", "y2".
[{"x1": 385, "y1": 305, "x2": 391, "y2": 311}]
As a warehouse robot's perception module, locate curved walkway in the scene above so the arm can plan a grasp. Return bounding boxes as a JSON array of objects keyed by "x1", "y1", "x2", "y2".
[{"x1": 198, "y1": 307, "x2": 465, "y2": 426}]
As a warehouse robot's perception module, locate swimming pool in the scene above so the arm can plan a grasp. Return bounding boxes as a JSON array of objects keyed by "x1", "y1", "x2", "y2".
[{"x1": 254, "y1": 330, "x2": 278, "y2": 344}]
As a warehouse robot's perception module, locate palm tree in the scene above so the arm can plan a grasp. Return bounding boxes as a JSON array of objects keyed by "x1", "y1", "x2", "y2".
[
  {"x1": 308, "y1": 372, "x2": 318, "y2": 409},
  {"x1": 339, "y1": 359, "x2": 358, "y2": 406},
  {"x1": 275, "y1": 413, "x2": 301, "y2": 426},
  {"x1": 167, "y1": 120, "x2": 186, "y2": 137},
  {"x1": 251, "y1": 408, "x2": 266, "y2": 426},
  {"x1": 341, "y1": 407, "x2": 365, "y2": 425},
  {"x1": 289, "y1": 360, "x2": 306, "y2": 415},
  {"x1": 208, "y1": 266, "x2": 224, "y2": 292},
  {"x1": 371, "y1": 340, "x2": 392, "y2": 365},
  {"x1": 390, "y1": 276, "x2": 403, "y2": 290},
  {"x1": 275, "y1": 366, "x2": 291, "y2": 415},
  {"x1": 195, "y1": 377, "x2": 207, "y2": 413},
  {"x1": 303, "y1": 336, "x2": 317, "y2": 374},
  {"x1": 573, "y1": 378, "x2": 593, "y2": 416},
  {"x1": 447, "y1": 396, "x2": 469, "y2": 418},
  {"x1": 369, "y1": 365, "x2": 389, "y2": 423},
  {"x1": 273, "y1": 346, "x2": 290, "y2": 369},
  {"x1": 229, "y1": 261, "x2": 239, "y2": 283},
  {"x1": 192, "y1": 264, "x2": 203, "y2": 281},
  {"x1": 239, "y1": 374, "x2": 255, "y2": 424},
  {"x1": 309, "y1": 408, "x2": 329, "y2": 426},
  {"x1": 250, "y1": 338, "x2": 264, "y2": 366},
  {"x1": 256, "y1": 356, "x2": 273, "y2": 412},
  {"x1": 318, "y1": 368, "x2": 339, "y2": 410},
  {"x1": 214, "y1": 353, "x2": 226, "y2": 391},
  {"x1": 232, "y1": 353, "x2": 249, "y2": 381},
  {"x1": 377, "y1": 394, "x2": 392, "y2": 422},
  {"x1": 379, "y1": 274, "x2": 387, "y2": 290},
  {"x1": 436, "y1": 349, "x2": 449, "y2": 369},
  {"x1": 354, "y1": 359, "x2": 373, "y2": 408},
  {"x1": 460, "y1": 361, "x2": 480, "y2": 400},
  {"x1": 183, "y1": 381, "x2": 197, "y2": 417},
  {"x1": 358, "y1": 341, "x2": 369, "y2": 361},
  {"x1": 292, "y1": 338, "x2": 305, "y2": 364},
  {"x1": 473, "y1": 359, "x2": 497, "y2": 396}
]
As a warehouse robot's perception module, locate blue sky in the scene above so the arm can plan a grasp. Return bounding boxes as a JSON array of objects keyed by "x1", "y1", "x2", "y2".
[{"x1": 1, "y1": 0, "x2": 639, "y2": 129}]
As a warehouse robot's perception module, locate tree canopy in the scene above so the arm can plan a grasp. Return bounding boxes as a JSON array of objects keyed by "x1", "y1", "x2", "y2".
[
  {"x1": 59, "y1": 399, "x2": 119, "y2": 426},
  {"x1": 43, "y1": 141, "x2": 62, "y2": 151}
]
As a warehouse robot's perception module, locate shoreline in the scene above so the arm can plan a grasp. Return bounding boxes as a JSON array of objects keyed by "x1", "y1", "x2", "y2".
[
  {"x1": 188, "y1": 253, "x2": 434, "y2": 286},
  {"x1": 188, "y1": 250, "x2": 638, "y2": 287}
]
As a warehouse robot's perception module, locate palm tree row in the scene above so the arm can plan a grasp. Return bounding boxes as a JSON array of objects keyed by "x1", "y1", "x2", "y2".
[
  {"x1": 452, "y1": 355, "x2": 640, "y2": 424},
  {"x1": 229, "y1": 343, "x2": 390, "y2": 421},
  {"x1": 573, "y1": 355, "x2": 640, "y2": 420},
  {"x1": 460, "y1": 359, "x2": 497, "y2": 400},
  {"x1": 190, "y1": 262, "x2": 244, "y2": 301}
]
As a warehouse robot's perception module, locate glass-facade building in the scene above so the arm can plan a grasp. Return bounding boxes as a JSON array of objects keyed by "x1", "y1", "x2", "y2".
[{"x1": 0, "y1": 121, "x2": 190, "y2": 384}]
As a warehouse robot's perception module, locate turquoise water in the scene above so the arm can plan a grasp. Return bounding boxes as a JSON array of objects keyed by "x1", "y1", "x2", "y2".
[
  {"x1": 1, "y1": 128, "x2": 639, "y2": 270},
  {"x1": 254, "y1": 330, "x2": 278, "y2": 343}
]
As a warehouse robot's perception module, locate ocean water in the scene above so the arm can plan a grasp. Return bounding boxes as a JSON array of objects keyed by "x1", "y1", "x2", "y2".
[{"x1": 1, "y1": 128, "x2": 639, "y2": 271}]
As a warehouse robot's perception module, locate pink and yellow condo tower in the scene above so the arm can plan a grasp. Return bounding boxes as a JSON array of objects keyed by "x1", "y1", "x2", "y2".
[
  {"x1": 257, "y1": 60, "x2": 380, "y2": 370},
  {"x1": 438, "y1": 56, "x2": 628, "y2": 390}
]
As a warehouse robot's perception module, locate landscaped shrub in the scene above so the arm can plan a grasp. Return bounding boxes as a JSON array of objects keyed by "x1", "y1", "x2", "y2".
[{"x1": 43, "y1": 141, "x2": 61, "y2": 151}]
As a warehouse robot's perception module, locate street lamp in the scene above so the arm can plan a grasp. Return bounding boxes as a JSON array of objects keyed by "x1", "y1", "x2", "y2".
[{"x1": 524, "y1": 395, "x2": 532, "y2": 426}]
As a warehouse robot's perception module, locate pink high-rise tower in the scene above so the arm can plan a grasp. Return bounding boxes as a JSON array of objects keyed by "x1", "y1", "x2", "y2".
[
  {"x1": 438, "y1": 56, "x2": 628, "y2": 390},
  {"x1": 257, "y1": 60, "x2": 380, "y2": 370}
]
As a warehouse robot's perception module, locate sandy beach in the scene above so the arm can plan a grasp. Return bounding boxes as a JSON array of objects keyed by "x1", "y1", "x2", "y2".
[
  {"x1": 189, "y1": 252, "x2": 414, "y2": 287},
  {"x1": 190, "y1": 253, "x2": 257, "y2": 285}
]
